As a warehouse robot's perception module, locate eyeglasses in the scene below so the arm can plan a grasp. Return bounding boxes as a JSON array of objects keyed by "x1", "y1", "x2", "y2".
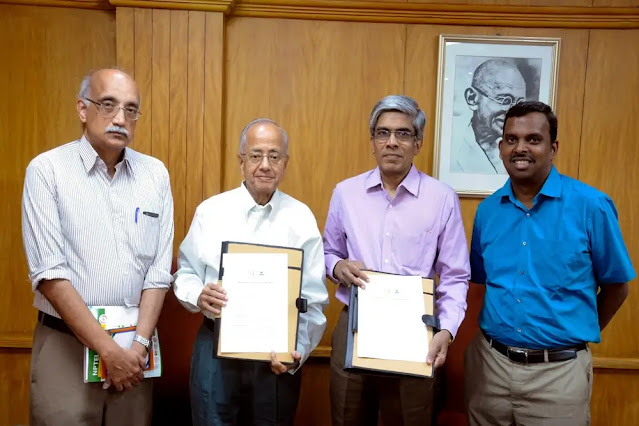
[
  {"x1": 372, "y1": 129, "x2": 416, "y2": 144},
  {"x1": 85, "y1": 98, "x2": 142, "y2": 121},
  {"x1": 241, "y1": 152, "x2": 286, "y2": 165},
  {"x1": 472, "y1": 86, "x2": 524, "y2": 107}
]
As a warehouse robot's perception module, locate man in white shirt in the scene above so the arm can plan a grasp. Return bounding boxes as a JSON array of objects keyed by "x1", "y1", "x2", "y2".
[
  {"x1": 173, "y1": 118, "x2": 329, "y2": 426},
  {"x1": 22, "y1": 69, "x2": 174, "y2": 425}
]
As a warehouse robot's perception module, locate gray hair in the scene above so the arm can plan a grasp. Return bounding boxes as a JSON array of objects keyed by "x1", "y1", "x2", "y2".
[
  {"x1": 239, "y1": 118, "x2": 289, "y2": 154},
  {"x1": 78, "y1": 67, "x2": 140, "y2": 106},
  {"x1": 369, "y1": 95, "x2": 426, "y2": 141}
]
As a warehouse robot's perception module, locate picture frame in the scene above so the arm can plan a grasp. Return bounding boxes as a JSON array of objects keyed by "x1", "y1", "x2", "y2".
[{"x1": 432, "y1": 34, "x2": 560, "y2": 197}]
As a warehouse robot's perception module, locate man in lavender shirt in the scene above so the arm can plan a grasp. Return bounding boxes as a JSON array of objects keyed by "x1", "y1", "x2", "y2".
[{"x1": 323, "y1": 95, "x2": 470, "y2": 426}]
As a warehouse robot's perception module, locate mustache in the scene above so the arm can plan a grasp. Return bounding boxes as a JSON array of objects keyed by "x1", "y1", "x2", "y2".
[
  {"x1": 105, "y1": 125, "x2": 129, "y2": 136},
  {"x1": 510, "y1": 155, "x2": 534, "y2": 162}
]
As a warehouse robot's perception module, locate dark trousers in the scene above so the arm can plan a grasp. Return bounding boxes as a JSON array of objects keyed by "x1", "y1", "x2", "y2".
[
  {"x1": 330, "y1": 307, "x2": 440, "y2": 426},
  {"x1": 190, "y1": 322, "x2": 303, "y2": 426}
]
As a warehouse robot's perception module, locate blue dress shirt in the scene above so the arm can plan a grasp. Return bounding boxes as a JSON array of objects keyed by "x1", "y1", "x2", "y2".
[{"x1": 470, "y1": 166, "x2": 635, "y2": 348}]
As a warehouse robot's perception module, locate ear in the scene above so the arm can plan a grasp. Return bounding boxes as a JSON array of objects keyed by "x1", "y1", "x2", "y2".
[
  {"x1": 414, "y1": 139, "x2": 423, "y2": 155},
  {"x1": 370, "y1": 137, "x2": 375, "y2": 154},
  {"x1": 464, "y1": 87, "x2": 479, "y2": 111},
  {"x1": 77, "y1": 99, "x2": 88, "y2": 123},
  {"x1": 550, "y1": 140, "x2": 559, "y2": 161}
]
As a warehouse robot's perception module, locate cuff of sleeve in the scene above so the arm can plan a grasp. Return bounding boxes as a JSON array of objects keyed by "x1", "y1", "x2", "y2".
[
  {"x1": 143, "y1": 268, "x2": 172, "y2": 291},
  {"x1": 31, "y1": 267, "x2": 71, "y2": 291},
  {"x1": 438, "y1": 317, "x2": 460, "y2": 340},
  {"x1": 325, "y1": 255, "x2": 343, "y2": 283}
]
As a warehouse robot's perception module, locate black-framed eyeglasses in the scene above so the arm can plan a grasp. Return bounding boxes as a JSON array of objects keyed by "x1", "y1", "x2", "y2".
[
  {"x1": 240, "y1": 152, "x2": 286, "y2": 165},
  {"x1": 85, "y1": 98, "x2": 142, "y2": 121},
  {"x1": 472, "y1": 86, "x2": 524, "y2": 107},
  {"x1": 372, "y1": 129, "x2": 416, "y2": 144}
]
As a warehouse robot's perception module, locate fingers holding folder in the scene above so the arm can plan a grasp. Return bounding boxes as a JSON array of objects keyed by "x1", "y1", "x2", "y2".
[{"x1": 198, "y1": 282, "x2": 227, "y2": 315}]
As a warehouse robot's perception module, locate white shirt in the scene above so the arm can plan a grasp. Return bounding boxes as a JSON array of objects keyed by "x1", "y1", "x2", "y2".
[
  {"x1": 173, "y1": 184, "x2": 329, "y2": 369},
  {"x1": 22, "y1": 136, "x2": 174, "y2": 317}
]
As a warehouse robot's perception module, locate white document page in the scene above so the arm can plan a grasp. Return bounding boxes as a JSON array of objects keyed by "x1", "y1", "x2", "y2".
[
  {"x1": 220, "y1": 252, "x2": 289, "y2": 353},
  {"x1": 356, "y1": 274, "x2": 429, "y2": 363}
]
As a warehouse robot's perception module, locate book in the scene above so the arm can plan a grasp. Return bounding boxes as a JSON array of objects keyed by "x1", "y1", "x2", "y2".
[{"x1": 83, "y1": 306, "x2": 162, "y2": 383}]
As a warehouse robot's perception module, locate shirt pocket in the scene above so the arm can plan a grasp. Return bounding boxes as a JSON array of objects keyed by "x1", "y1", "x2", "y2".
[
  {"x1": 535, "y1": 240, "x2": 590, "y2": 293},
  {"x1": 394, "y1": 228, "x2": 431, "y2": 269},
  {"x1": 136, "y1": 210, "x2": 161, "y2": 260}
]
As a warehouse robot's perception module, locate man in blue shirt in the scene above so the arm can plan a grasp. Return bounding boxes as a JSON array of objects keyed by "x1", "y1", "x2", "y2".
[{"x1": 465, "y1": 101, "x2": 635, "y2": 425}]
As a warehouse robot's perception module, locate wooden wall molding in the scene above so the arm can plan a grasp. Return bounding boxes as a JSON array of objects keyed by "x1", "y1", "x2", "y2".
[
  {"x1": 109, "y1": 0, "x2": 233, "y2": 13},
  {"x1": 232, "y1": 0, "x2": 639, "y2": 29},
  {"x1": 0, "y1": 0, "x2": 112, "y2": 9},
  {"x1": 0, "y1": 334, "x2": 32, "y2": 349}
]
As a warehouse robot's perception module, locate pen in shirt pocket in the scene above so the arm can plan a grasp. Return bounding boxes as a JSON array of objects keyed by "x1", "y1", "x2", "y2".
[{"x1": 135, "y1": 207, "x2": 140, "y2": 223}]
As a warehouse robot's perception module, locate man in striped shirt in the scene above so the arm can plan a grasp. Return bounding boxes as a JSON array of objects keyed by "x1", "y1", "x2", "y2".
[{"x1": 22, "y1": 68, "x2": 174, "y2": 425}]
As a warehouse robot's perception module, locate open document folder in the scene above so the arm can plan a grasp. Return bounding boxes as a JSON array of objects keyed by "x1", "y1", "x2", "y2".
[
  {"x1": 345, "y1": 271, "x2": 436, "y2": 378},
  {"x1": 213, "y1": 241, "x2": 308, "y2": 364}
]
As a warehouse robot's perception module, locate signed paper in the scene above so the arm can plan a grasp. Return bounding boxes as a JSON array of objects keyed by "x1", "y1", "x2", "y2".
[
  {"x1": 356, "y1": 274, "x2": 428, "y2": 363},
  {"x1": 220, "y1": 252, "x2": 289, "y2": 353}
]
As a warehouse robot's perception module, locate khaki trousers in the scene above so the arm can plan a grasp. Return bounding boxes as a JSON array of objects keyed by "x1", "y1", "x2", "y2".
[
  {"x1": 30, "y1": 322, "x2": 153, "y2": 426},
  {"x1": 330, "y1": 307, "x2": 439, "y2": 426},
  {"x1": 464, "y1": 332, "x2": 592, "y2": 426}
]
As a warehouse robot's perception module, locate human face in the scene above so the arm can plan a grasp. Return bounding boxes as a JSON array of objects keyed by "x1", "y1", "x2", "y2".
[
  {"x1": 499, "y1": 112, "x2": 558, "y2": 184},
  {"x1": 238, "y1": 123, "x2": 289, "y2": 205},
  {"x1": 473, "y1": 67, "x2": 526, "y2": 141},
  {"x1": 77, "y1": 69, "x2": 140, "y2": 156},
  {"x1": 371, "y1": 112, "x2": 421, "y2": 180}
]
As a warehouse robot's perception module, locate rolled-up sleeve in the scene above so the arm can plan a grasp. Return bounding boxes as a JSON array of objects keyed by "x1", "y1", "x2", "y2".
[
  {"x1": 173, "y1": 207, "x2": 207, "y2": 312},
  {"x1": 22, "y1": 158, "x2": 71, "y2": 290},
  {"x1": 293, "y1": 222, "x2": 329, "y2": 373},
  {"x1": 143, "y1": 168, "x2": 174, "y2": 290},
  {"x1": 433, "y1": 191, "x2": 470, "y2": 339}
]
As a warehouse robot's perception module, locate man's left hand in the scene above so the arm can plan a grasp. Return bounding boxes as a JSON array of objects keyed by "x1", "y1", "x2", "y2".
[
  {"x1": 426, "y1": 330, "x2": 452, "y2": 369},
  {"x1": 270, "y1": 351, "x2": 301, "y2": 375}
]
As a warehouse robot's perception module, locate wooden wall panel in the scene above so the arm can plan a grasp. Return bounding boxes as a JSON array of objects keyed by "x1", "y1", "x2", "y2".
[
  {"x1": 152, "y1": 9, "x2": 171, "y2": 167},
  {"x1": 409, "y1": 0, "x2": 590, "y2": 5},
  {"x1": 224, "y1": 17, "x2": 406, "y2": 349},
  {"x1": 579, "y1": 29, "x2": 639, "y2": 361},
  {"x1": 134, "y1": 7, "x2": 153, "y2": 154},
  {"x1": 0, "y1": 3, "x2": 115, "y2": 339},
  {"x1": 594, "y1": 0, "x2": 639, "y2": 5},
  {"x1": 0, "y1": 349, "x2": 31, "y2": 426},
  {"x1": 0, "y1": 3, "x2": 115, "y2": 423}
]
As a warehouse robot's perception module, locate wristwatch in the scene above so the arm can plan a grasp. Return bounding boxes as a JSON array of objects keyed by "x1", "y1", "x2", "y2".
[{"x1": 133, "y1": 334, "x2": 151, "y2": 352}]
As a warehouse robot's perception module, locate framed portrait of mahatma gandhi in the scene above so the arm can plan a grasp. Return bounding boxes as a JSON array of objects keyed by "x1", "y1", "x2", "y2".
[{"x1": 433, "y1": 35, "x2": 560, "y2": 196}]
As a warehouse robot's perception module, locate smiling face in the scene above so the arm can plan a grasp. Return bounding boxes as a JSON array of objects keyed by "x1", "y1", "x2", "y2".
[
  {"x1": 500, "y1": 111, "x2": 558, "y2": 184},
  {"x1": 371, "y1": 111, "x2": 421, "y2": 180},
  {"x1": 238, "y1": 122, "x2": 289, "y2": 205},
  {"x1": 77, "y1": 69, "x2": 140, "y2": 157}
]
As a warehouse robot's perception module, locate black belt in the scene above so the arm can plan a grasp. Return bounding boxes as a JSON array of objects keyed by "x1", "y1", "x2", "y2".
[
  {"x1": 38, "y1": 311, "x2": 74, "y2": 336},
  {"x1": 482, "y1": 329, "x2": 586, "y2": 364}
]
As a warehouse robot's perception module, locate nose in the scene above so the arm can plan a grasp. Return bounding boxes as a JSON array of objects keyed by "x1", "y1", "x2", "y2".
[
  {"x1": 514, "y1": 139, "x2": 528, "y2": 153},
  {"x1": 258, "y1": 155, "x2": 271, "y2": 170},
  {"x1": 385, "y1": 133, "x2": 399, "y2": 148},
  {"x1": 111, "y1": 107, "x2": 126, "y2": 126}
]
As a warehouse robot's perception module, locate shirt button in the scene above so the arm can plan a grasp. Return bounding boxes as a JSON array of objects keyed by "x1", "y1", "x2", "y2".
[
  {"x1": 388, "y1": 205, "x2": 393, "y2": 209},
  {"x1": 519, "y1": 270, "x2": 524, "y2": 275},
  {"x1": 384, "y1": 259, "x2": 389, "y2": 264},
  {"x1": 517, "y1": 299, "x2": 521, "y2": 303},
  {"x1": 522, "y1": 241, "x2": 527, "y2": 246},
  {"x1": 385, "y1": 232, "x2": 390, "y2": 237},
  {"x1": 526, "y1": 213, "x2": 531, "y2": 217},
  {"x1": 517, "y1": 328, "x2": 522, "y2": 333}
]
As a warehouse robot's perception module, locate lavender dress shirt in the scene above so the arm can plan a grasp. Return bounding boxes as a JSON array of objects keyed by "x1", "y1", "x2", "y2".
[{"x1": 323, "y1": 165, "x2": 470, "y2": 337}]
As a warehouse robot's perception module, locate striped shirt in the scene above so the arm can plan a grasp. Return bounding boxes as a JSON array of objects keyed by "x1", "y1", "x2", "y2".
[{"x1": 22, "y1": 136, "x2": 174, "y2": 318}]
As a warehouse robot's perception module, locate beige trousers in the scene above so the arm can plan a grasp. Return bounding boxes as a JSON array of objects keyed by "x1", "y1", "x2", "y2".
[
  {"x1": 464, "y1": 332, "x2": 592, "y2": 426},
  {"x1": 30, "y1": 322, "x2": 153, "y2": 426}
]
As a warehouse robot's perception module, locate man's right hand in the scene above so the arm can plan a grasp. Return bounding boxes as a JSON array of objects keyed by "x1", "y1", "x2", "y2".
[
  {"x1": 197, "y1": 282, "x2": 227, "y2": 315},
  {"x1": 101, "y1": 346, "x2": 146, "y2": 391},
  {"x1": 333, "y1": 260, "x2": 369, "y2": 289}
]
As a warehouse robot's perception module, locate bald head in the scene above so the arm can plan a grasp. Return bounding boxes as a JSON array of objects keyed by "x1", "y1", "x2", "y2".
[
  {"x1": 79, "y1": 68, "x2": 140, "y2": 107},
  {"x1": 238, "y1": 118, "x2": 289, "y2": 155},
  {"x1": 472, "y1": 59, "x2": 526, "y2": 95}
]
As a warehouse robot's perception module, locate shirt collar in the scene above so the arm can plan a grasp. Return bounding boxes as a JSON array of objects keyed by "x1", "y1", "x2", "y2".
[
  {"x1": 496, "y1": 165, "x2": 562, "y2": 204},
  {"x1": 238, "y1": 182, "x2": 279, "y2": 218},
  {"x1": 78, "y1": 135, "x2": 136, "y2": 177},
  {"x1": 365, "y1": 165, "x2": 420, "y2": 197}
]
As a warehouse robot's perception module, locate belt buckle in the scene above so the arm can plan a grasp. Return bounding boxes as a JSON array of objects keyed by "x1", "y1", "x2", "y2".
[{"x1": 507, "y1": 348, "x2": 528, "y2": 365}]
